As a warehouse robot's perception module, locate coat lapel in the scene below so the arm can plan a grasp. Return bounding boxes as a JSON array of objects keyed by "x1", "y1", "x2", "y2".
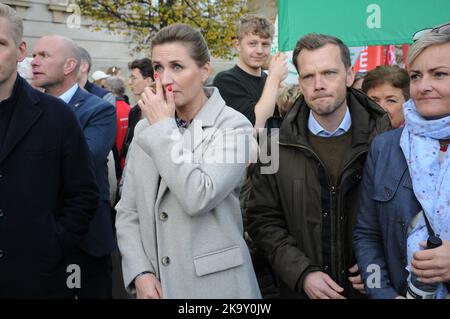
[
  {"x1": 0, "y1": 80, "x2": 42, "y2": 165},
  {"x1": 154, "y1": 176, "x2": 168, "y2": 212},
  {"x1": 68, "y1": 87, "x2": 86, "y2": 110},
  {"x1": 154, "y1": 88, "x2": 225, "y2": 210},
  {"x1": 185, "y1": 87, "x2": 225, "y2": 153}
]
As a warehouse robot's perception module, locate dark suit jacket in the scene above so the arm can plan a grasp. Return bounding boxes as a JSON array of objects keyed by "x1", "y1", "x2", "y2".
[
  {"x1": 84, "y1": 80, "x2": 109, "y2": 99},
  {"x1": 68, "y1": 87, "x2": 117, "y2": 257},
  {"x1": 0, "y1": 76, "x2": 99, "y2": 298}
]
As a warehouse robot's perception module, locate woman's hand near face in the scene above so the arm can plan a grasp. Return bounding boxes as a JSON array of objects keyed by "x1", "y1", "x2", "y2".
[
  {"x1": 138, "y1": 73, "x2": 175, "y2": 125},
  {"x1": 411, "y1": 239, "x2": 450, "y2": 284}
]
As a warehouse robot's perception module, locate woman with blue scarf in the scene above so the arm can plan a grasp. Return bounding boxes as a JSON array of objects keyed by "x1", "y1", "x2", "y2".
[{"x1": 353, "y1": 23, "x2": 450, "y2": 299}]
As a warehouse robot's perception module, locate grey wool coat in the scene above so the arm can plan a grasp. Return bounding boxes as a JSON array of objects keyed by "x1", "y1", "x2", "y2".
[{"x1": 115, "y1": 88, "x2": 261, "y2": 299}]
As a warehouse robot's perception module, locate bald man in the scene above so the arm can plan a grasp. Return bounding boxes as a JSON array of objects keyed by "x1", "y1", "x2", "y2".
[{"x1": 32, "y1": 35, "x2": 117, "y2": 298}]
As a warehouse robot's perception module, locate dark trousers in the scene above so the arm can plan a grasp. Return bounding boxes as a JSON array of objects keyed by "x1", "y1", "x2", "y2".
[{"x1": 70, "y1": 249, "x2": 113, "y2": 299}]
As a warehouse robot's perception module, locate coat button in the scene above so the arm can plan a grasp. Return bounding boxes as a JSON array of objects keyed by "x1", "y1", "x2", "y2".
[
  {"x1": 0, "y1": 249, "x2": 4, "y2": 258},
  {"x1": 161, "y1": 256, "x2": 170, "y2": 266},
  {"x1": 159, "y1": 212, "x2": 168, "y2": 221},
  {"x1": 322, "y1": 210, "x2": 328, "y2": 217},
  {"x1": 330, "y1": 186, "x2": 336, "y2": 196},
  {"x1": 0, "y1": 170, "x2": 3, "y2": 179},
  {"x1": 0, "y1": 209, "x2": 3, "y2": 217},
  {"x1": 384, "y1": 187, "x2": 392, "y2": 197}
]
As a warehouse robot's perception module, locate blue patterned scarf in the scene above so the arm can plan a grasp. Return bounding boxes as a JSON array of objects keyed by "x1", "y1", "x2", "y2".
[{"x1": 400, "y1": 99, "x2": 450, "y2": 298}]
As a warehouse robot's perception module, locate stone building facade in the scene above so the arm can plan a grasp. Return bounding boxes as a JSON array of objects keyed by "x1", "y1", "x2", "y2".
[
  {"x1": 3, "y1": 0, "x2": 279, "y2": 84},
  {"x1": 3, "y1": 0, "x2": 134, "y2": 77}
]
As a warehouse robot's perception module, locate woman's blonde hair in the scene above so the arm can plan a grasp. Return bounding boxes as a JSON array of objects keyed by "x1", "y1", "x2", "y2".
[
  {"x1": 276, "y1": 85, "x2": 302, "y2": 117},
  {"x1": 407, "y1": 30, "x2": 450, "y2": 67}
]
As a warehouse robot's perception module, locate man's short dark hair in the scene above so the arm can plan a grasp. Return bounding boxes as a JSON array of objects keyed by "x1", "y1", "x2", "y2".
[
  {"x1": 128, "y1": 58, "x2": 154, "y2": 80},
  {"x1": 292, "y1": 33, "x2": 351, "y2": 72}
]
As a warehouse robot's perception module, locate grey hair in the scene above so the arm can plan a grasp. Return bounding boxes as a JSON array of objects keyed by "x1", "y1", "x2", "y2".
[
  {"x1": 104, "y1": 76, "x2": 126, "y2": 97},
  {"x1": 407, "y1": 31, "x2": 450, "y2": 66},
  {"x1": 0, "y1": 3, "x2": 23, "y2": 46},
  {"x1": 78, "y1": 46, "x2": 92, "y2": 72}
]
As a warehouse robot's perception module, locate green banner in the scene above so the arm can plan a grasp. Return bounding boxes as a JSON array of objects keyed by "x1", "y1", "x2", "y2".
[{"x1": 278, "y1": 0, "x2": 450, "y2": 51}]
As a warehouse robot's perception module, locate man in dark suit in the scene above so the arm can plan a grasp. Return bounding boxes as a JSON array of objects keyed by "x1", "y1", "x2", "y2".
[
  {"x1": 31, "y1": 35, "x2": 117, "y2": 298},
  {"x1": 0, "y1": 4, "x2": 99, "y2": 298},
  {"x1": 77, "y1": 46, "x2": 116, "y2": 106}
]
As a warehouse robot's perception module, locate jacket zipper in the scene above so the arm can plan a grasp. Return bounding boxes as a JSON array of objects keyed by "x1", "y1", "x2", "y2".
[
  {"x1": 334, "y1": 150, "x2": 368, "y2": 283},
  {"x1": 279, "y1": 141, "x2": 335, "y2": 277},
  {"x1": 336, "y1": 150, "x2": 368, "y2": 186},
  {"x1": 280, "y1": 142, "x2": 368, "y2": 282}
]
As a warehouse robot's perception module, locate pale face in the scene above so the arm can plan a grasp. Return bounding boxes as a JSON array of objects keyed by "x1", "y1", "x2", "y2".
[
  {"x1": 237, "y1": 33, "x2": 272, "y2": 73},
  {"x1": 409, "y1": 42, "x2": 450, "y2": 119},
  {"x1": 367, "y1": 83, "x2": 406, "y2": 128},
  {"x1": 297, "y1": 44, "x2": 354, "y2": 117},
  {"x1": 0, "y1": 17, "x2": 26, "y2": 93},
  {"x1": 151, "y1": 42, "x2": 210, "y2": 111},
  {"x1": 128, "y1": 68, "x2": 152, "y2": 96},
  {"x1": 31, "y1": 37, "x2": 70, "y2": 91}
]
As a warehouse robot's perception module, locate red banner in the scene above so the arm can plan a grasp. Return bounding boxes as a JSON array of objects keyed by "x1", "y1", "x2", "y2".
[
  {"x1": 353, "y1": 46, "x2": 385, "y2": 73},
  {"x1": 402, "y1": 44, "x2": 410, "y2": 67},
  {"x1": 385, "y1": 45, "x2": 397, "y2": 65}
]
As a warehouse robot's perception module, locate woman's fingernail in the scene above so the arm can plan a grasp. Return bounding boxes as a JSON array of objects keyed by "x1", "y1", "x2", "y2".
[
  {"x1": 154, "y1": 72, "x2": 158, "y2": 80},
  {"x1": 167, "y1": 84, "x2": 172, "y2": 92}
]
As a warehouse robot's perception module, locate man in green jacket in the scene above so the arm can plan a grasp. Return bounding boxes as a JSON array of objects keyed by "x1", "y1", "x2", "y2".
[{"x1": 246, "y1": 33, "x2": 391, "y2": 299}]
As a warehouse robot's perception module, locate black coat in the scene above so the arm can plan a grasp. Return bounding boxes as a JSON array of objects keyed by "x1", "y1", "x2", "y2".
[{"x1": 0, "y1": 76, "x2": 99, "y2": 298}]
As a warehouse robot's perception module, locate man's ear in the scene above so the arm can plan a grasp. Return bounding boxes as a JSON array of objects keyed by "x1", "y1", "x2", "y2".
[
  {"x1": 145, "y1": 76, "x2": 153, "y2": 86},
  {"x1": 79, "y1": 61, "x2": 89, "y2": 74},
  {"x1": 346, "y1": 67, "x2": 355, "y2": 87},
  {"x1": 235, "y1": 38, "x2": 241, "y2": 53},
  {"x1": 63, "y1": 58, "x2": 78, "y2": 76},
  {"x1": 17, "y1": 41, "x2": 27, "y2": 62}
]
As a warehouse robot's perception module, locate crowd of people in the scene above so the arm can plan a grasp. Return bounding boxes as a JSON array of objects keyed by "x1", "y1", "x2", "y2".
[{"x1": 0, "y1": 3, "x2": 449, "y2": 299}]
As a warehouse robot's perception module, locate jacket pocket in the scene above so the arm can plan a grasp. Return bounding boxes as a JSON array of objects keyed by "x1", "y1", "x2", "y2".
[
  {"x1": 193, "y1": 246, "x2": 244, "y2": 277},
  {"x1": 371, "y1": 176, "x2": 401, "y2": 202}
]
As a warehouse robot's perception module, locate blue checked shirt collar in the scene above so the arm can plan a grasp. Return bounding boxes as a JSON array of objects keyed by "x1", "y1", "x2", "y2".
[
  {"x1": 308, "y1": 106, "x2": 352, "y2": 137},
  {"x1": 59, "y1": 83, "x2": 79, "y2": 104}
]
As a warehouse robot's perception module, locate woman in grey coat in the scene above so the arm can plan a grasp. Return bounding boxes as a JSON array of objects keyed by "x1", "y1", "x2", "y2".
[{"x1": 115, "y1": 23, "x2": 261, "y2": 299}]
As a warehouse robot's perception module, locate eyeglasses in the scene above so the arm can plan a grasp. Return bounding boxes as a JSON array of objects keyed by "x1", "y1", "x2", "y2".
[{"x1": 412, "y1": 22, "x2": 450, "y2": 42}]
